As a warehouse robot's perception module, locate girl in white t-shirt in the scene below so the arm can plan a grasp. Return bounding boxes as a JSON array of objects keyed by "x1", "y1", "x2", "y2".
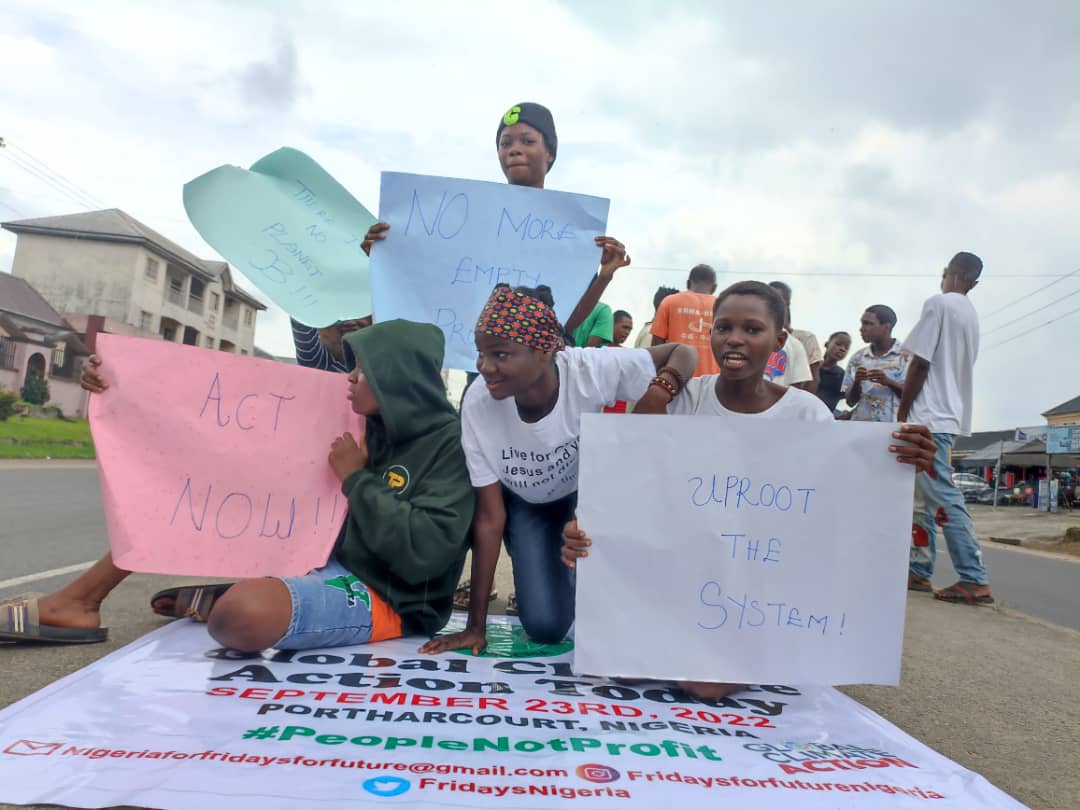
[
  {"x1": 561, "y1": 280, "x2": 938, "y2": 699},
  {"x1": 420, "y1": 285, "x2": 698, "y2": 655}
]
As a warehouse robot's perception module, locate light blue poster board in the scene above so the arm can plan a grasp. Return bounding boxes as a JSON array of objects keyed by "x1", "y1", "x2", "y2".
[
  {"x1": 370, "y1": 172, "x2": 610, "y2": 370},
  {"x1": 183, "y1": 148, "x2": 376, "y2": 327}
]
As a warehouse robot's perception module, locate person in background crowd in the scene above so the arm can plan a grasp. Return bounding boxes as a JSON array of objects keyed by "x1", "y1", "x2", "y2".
[
  {"x1": 635, "y1": 286, "x2": 677, "y2": 348},
  {"x1": 763, "y1": 322, "x2": 812, "y2": 388},
  {"x1": 816, "y1": 331, "x2": 851, "y2": 413},
  {"x1": 843, "y1": 305, "x2": 909, "y2": 422},
  {"x1": 573, "y1": 302, "x2": 614, "y2": 347},
  {"x1": 768, "y1": 281, "x2": 822, "y2": 393},
  {"x1": 612, "y1": 310, "x2": 633, "y2": 347},
  {"x1": 291, "y1": 317, "x2": 372, "y2": 373},
  {"x1": 651, "y1": 264, "x2": 721, "y2": 377},
  {"x1": 898, "y1": 252, "x2": 993, "y2": 605}
]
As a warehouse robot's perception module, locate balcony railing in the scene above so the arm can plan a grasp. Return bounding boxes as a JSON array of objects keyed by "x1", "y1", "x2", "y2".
[
  {"x1": 188, "y1": 294, "x2": 205, "y2": 315},
  {"x1": 222, "y1": 310, "x2": 239, "y2": 330},
  {"x1": 166, "y1": 286, "x2": 184, "y2": 306}
]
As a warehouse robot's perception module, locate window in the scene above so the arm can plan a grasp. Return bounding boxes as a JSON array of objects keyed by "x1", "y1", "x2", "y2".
[
  {"x1": 210, "y1": 292, "x2": 220, "y2": 312},
  {"x1": 204, "y1": 336, "x2": 215, "y2": 349},
  {"x1": 139, "y1": 311, "x2": 153, "y2": 330},
  {"x1": 243, "y1": 307, "x2": 253, "y2": 327},
  {"x1": 51, "y1": 344, "x2": 66, "y2": 374},
  {"x1": 145, "y1": 258, "x2": 160, "y2": 281}
]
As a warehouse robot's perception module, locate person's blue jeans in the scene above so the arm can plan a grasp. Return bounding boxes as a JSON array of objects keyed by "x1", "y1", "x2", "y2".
[
  {"x1": 503, "y1": 488, "x2": 577, "y2": 644},
  {"x1": 909, "y1": 433, "x2": 989, "y2": 585}
]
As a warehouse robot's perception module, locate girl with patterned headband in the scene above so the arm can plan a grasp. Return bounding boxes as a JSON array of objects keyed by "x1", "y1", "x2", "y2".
[{"x1": 419, "y1": 284, "x2": 699, "y2": 656}]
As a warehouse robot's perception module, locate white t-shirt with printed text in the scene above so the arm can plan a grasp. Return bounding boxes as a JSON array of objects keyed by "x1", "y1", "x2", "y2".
[
  {"x1": 903, "y1": 292, "x2": 979, "y2": 436},
  {"x1": 460, "y1": 347, "x2": 655, "y2": 503},
  {"x1": 669, "y1": 375, "x2": 834, "y2": 422}
]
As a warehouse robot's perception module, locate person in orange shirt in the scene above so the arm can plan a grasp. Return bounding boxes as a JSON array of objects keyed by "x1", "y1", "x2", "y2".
[{"x1": 650, "y1": 264, "x2": 721, "y2": 377}]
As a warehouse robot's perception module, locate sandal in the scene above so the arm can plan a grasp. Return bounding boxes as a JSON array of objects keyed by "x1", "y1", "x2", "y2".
[
  {"x1": 933, "y1": 581, "x2": 994, "y2": 605},
  {"x1": 150, "y1": 583, "x2": 234, "y2": 622},
  {"x1": 907, "y1": 574, "x2": 933, "y2": 592},
  {"x1": 452, "y1": 580, "x2": 497, "y2": 610},
  {"x1": 0, "y1": 598, "x2": 108, "y2": 644},
  {"x1": 506, "y1": 593, "x2": 518, "y2": 616}
]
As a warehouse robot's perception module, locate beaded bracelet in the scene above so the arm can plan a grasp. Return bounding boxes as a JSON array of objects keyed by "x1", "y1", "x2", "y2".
[
  {"x1": 657, "y1": 365, "x2": 688, "y2": 392},
  {"x1": 649, "y1": 375, "x2": 679, "y2": 399}
]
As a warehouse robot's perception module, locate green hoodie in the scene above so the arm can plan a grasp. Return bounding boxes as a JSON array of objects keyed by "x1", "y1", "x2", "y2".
[{"x1": 336, "y1": 320, "x2": 474, "y2": 636}]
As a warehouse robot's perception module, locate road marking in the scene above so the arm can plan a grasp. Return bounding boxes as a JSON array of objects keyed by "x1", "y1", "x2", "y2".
[{"x1": 0, "y1": 561, "x2": 97, "y2": 591}]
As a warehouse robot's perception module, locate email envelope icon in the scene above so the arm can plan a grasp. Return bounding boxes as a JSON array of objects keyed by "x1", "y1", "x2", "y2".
[{"x1": 3, "y1": 740, "x2": 62, "y2": 756}]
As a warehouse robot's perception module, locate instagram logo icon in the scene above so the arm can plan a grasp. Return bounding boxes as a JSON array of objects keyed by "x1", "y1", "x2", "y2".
[{"x1": 576, "y1": 764, "x2": 620, "y2": 784}]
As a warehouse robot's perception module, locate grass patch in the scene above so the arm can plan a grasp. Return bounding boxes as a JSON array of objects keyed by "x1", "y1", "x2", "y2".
[{"x1": 0, "y1": 416, "x2": 95, "y2": 458}]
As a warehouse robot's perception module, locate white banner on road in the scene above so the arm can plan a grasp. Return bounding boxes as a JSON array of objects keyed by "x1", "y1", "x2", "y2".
[
  {"x1": 576, "y1": 416, "x2": 915, "y2": 686},
  {"x1": 0, "y1": 619, "x2": 1024, "y2": 808}
]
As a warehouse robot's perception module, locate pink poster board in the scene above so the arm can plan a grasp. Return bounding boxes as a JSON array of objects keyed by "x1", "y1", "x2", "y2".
[{"x1": 89, "y1": 334, "x2": 362, "y2": 577}]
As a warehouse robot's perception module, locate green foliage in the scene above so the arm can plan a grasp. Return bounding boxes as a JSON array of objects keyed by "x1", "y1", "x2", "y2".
[
  {"x1": 0, "y1": 389, "x2": 18, "y2": 421},
  {"x1": 0, "y1": 415, "x2": 94, "y2": 458},
  {"x1": 20, "y1": 372, "x2": 50, "y2": 406}
]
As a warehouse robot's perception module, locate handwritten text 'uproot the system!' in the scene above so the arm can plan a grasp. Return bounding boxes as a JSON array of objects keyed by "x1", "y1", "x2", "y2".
[
  {"x1": 371, "y1": 172, "x2": 609, "y2": 370},
  {"x1": 574, "y1": 415, "x2": 914, "y2": 686},
  {"x1": 89, "y1": 334, "x2": 358, "y2": 577}
]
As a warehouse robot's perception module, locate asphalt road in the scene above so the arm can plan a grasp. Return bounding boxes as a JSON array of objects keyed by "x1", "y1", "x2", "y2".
[
  {"x1": 0, "y1": 464, "x2": 108, "y2": 596},
  {"x1": 3, "y1": 464, "x2": 1078, "y2": 630}
]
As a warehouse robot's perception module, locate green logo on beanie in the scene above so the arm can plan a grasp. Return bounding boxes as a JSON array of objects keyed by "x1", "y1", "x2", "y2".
[{"x1": 502, "y1": 106, "x2": 521, "y2": 126}]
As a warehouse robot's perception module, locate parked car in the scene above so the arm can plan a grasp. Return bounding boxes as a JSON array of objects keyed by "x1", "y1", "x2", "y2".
[{"x1": 952, "y1": 472, "x2": 991, "y2": 502}]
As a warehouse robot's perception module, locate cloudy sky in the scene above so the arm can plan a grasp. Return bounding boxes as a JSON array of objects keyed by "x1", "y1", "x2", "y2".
[{"x1": 1, "y1": 0, "x2": 1077, "y2": 430}]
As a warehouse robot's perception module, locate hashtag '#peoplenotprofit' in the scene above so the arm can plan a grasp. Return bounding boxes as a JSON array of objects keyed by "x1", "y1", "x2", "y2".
[{"x1": 242, "y1": 726, "x2": 280, "y2": 740}]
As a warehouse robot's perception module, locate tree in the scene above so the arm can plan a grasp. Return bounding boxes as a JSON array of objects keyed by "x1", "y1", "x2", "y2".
[
  {"x1": 20, "y1": 371, "x2": 49, "y2": 405},
  {"x1": 0, "y1": 388, "x2": 18, "y2": 420}
]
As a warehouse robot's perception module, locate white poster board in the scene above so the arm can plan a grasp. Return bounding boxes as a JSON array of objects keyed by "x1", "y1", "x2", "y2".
[{"x1": 575, "y1": 415, "x2": 914, "y2": 686}]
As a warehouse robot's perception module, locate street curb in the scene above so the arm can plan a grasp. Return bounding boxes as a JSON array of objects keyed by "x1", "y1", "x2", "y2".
[{"x1": 989, "y1": 536, "x2": 1023, "y2": 546}]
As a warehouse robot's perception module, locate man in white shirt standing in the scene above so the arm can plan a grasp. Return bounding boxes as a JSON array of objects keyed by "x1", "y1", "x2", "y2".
[{"x1": 898, "y1": 252, "x2": 993, "y2": 605}]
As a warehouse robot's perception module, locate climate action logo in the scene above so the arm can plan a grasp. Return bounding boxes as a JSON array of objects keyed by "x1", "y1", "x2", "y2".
[{"x1": 576, "y1": 763, "x2": 620, "y2": 783}]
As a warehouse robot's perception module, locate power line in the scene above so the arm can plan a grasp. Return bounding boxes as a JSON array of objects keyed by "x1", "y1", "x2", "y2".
[
  {"x1": 982, "y1": 303, "x2": 1080, "y2": 351},
  {"x1": 1, "y1": 151, "x2": 100, "y2": 211},
  {"x1": 7, "y1": 143, "x2": 109, "y2": 209},
  {"x1": 631, "y1": 265, "x2": 1071, "y2": 279},
  {"x1": 982, "y1": 286, "x2": 1080, "y2": 336},
  {"x1": 980, "y1": 266, "x2": 1080, "y2": 319}
]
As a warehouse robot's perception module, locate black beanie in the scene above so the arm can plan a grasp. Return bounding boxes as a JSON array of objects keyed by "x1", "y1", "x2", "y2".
[{"x1": 496, "y1": 102, "x2": 557, "y2": 171}]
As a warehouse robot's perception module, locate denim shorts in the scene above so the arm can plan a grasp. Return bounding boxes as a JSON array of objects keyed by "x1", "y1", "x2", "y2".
[{"x1": 274, "y1": 557, "x2": 402, "y2": 650}]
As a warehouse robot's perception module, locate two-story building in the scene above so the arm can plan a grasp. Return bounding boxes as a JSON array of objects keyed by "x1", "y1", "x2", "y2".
[
  {"x1": 0, "y1": 273, "x2": 92, "y2": 417},
  {"x1": 1, "y1": 209, "x2": 266, "y2": 355},
  {"x1": 1043, "y1": 396, "x2": 1080, "y2": 427}
]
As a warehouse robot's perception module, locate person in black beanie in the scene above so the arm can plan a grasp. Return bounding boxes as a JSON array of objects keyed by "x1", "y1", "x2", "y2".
[{"x1": 494, "y1": 102, "x2": 558, "y2": 186}]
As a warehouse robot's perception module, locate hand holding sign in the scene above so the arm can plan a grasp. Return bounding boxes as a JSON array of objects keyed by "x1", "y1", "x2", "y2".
[{"x1": 184, "y1": 148, "x2": 377, "y2": 327}]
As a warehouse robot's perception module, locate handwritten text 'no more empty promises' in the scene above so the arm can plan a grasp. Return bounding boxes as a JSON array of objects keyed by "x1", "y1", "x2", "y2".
[{"x1": 373, "y1": 173, "x2": 609, "y2": 370}]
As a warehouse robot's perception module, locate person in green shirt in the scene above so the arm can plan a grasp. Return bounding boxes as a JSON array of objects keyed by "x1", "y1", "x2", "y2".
[{"x1": 572, "y1": 302, "x2": 615, "y2": 347}]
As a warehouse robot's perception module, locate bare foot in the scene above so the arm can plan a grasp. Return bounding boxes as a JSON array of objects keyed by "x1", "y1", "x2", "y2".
[
  {"x1": 682, "y1": 681, "x2": 747, "y2": 701},
  {"x1": 34, "y1": 593, "x2": 103, "y2": 630}
]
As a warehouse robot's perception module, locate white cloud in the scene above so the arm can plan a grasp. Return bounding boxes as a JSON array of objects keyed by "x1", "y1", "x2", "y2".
[{"x1": 1, "y1": 0, "x2": 1077, "y2": 431}]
